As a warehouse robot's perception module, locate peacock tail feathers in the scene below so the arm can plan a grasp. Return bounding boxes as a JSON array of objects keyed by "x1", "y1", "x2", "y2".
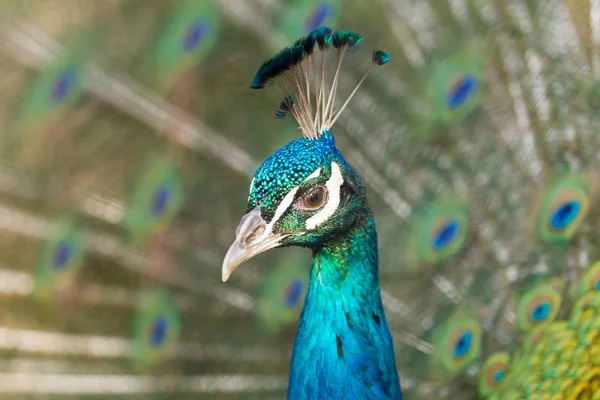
[
  {"x1": 255, "y1": 259, "x2": 309, "y2": 334},
  {"x1": 478, "y1": 352, "x2": 510, "y2": 396},
  {"x1": 34, "y1": 217, "x2": 86, "y2": 294},
  {"x1": 15, "y1": 54, "x2": 86, "y2": 131},
  {"x1": 0, "y1": 0, "x2": 600, "y2": 398},
  {"x1": 131, "y1": 288, "x2": 181, "y2": 367},
  {"x1": 514, "y1": 283, "x2": 563, "y2": 332},
  {"x1": 474, "y1": 265, "x2": 600, "y2": 398},
  {"x1": 403, "y1": 196, "x2": 470, "y2": 267},
  {"x1": 276, "y1": 0, "x2": 343, "y2": 42},
  {"x1": 147, "y1": 0, "x2": 220, "y2": 94},
  {"x1": 431, "y1": 311, "x2": 482, "y2": 374},
  {"x1": 123, "y1": 156, "x2": 185, "y2": 243}
]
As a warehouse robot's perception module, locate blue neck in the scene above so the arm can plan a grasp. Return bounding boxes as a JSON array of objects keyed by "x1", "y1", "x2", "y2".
[{"x1": 287, "y1": 215, "x2": 402, "y2": 400}]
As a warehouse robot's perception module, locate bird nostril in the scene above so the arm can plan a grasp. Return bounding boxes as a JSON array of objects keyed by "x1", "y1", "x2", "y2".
[{"x1": 245, "y1": 224, "x2": 265, "y2": 244}]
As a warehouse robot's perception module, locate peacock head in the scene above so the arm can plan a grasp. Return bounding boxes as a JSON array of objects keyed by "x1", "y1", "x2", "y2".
[
  {"x1": 221, "y1": 27, "x2": 389, "y2": 281},
  {"x1": 222, "y1": 131, "x2": 367, "y2": 281}
]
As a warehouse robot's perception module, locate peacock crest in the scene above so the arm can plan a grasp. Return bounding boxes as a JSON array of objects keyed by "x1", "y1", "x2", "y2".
[{"x1": 251, "y1": 27, "x2": 389, "y2": 139}]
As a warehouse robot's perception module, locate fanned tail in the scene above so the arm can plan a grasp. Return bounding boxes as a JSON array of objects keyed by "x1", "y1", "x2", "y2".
[{"x1": 357, "y1": 0, "x2": 600, "y2": 398}]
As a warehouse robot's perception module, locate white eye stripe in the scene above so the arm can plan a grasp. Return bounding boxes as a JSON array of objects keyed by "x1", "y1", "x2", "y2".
[
  {"x1": 247, "y1": 177, "x2": 256, "y2": 202},
  {"x1": 305, "y1": 162, "x2": 344, "y2": 230},
  {"x1": 269, "y1": 186, "x2": 299, "y2": 228},
  {"x1": 304, "y1": 167, "x2": 322, "y2": 181}
]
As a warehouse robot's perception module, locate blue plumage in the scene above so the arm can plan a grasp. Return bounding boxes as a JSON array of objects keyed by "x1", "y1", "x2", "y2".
[
  {"x1": 224, "y1": 28, "x2": 399, "y2": 399},
  {"x1": 247, "y1": 131, "x2": 342, "y2": 211},
  {"x1": 332, "y1": 30, "x2": 363, "y2": 52},
  {"x1": 225, "y1": 133, "x2": 401, "y2": 399},
  {"x1": 372, "y1": 50, "x2": 390, "y2": 66},
  {"x1": 251, "y1": 45, "x2": 304, "y2": 89},
  {"x1": 289, "y1": 216, "x2": 401, "y2": 399},
  {"x1": 251, "y1": 27, "x2": 335, "y2": 89},
  {"x1": 311, "y1": 26, "x2": 333, "y2": 49},
  {"x1": 293, "y1": 32, "x2": 317, "y2": 55}
]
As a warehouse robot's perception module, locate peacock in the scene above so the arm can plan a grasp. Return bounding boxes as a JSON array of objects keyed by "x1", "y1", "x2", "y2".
[
  {"x1": 1, "y1": 0, "x2": 600, "y2": 399},
  {"x1": 222, "y1": 27, "x2": 400, "y2": 399}
]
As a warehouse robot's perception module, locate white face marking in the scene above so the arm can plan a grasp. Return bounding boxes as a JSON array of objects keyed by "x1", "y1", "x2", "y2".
[
  {"x1": 304, "y1": 167, "x2": 322, "y2": 181},
  {"x1": 305, "y1": 162, "x2": 344, "y2": 230},
  {"x1": 247, "y1": 177, "x2": 255, "y2": 202},
  {"x1": 269, "y1": 187, "x2": 299, "y2": 229}
]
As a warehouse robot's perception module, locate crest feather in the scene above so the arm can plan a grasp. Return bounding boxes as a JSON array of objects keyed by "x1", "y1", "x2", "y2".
[{"x1": 251, "y1": 27, "x2": 390, "y2": 140}]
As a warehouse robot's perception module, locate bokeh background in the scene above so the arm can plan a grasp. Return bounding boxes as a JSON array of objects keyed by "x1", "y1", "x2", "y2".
[
  {"x1": 0, "y1": 0, "x2": 600, "y2": 399},
  {"x1": 0, "y1": 1, "x2": 394, "y2": 398}
]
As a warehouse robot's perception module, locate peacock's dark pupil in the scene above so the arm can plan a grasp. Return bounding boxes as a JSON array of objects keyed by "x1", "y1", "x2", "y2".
[
  {"x1": 432, "y1": 219, "x2": 459, "y2": 251},
  {"x1": 284, "y1": 279, "x2": 304, "y2": 308},
  {"x1": 550, "y1": 200, "x2": 580, "y2": 230},
  {"x1": 453, "y1": 331, "x2": 472, "y2": 359},
  {"x1": 446, "y1": 74, "x2": 477, "y2": 110},
  {"x1": 52, "y1": 241, "x2": 72, "y2": 270},
  {"x1": 309, "y1": 192, "x2": 320, "y2": 204},
  {"x1": 595, "y1": 280, "x2": 600, "y2": 291},
  {"x1": 149, "y1": 316, "x2": 168, "y2": 347},
  {"x1": 182, "y1": 19, "x2": 207, "y2": 51},
  {"x1": 305, "y1": 5, "x2": 332, "y2": 32},
  {"x1": 52, "y1": 66, "x2": 77, "y2": 104},
  {"x1": 531, "y1": 302, "x2": 550, "y2": 322},
  {"x1": 150, "y1": 185, "x2": 171, "y2": 217}
]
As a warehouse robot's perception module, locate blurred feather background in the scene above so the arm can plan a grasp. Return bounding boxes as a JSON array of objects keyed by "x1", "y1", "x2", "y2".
[{"x1": 0, "y1": 0, "x2": 600, "y2": 398}]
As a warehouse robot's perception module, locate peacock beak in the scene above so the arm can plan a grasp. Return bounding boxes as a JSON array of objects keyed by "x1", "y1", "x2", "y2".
[{"x1": 222, "y1": 207, "x2": 290, "y2": 282}]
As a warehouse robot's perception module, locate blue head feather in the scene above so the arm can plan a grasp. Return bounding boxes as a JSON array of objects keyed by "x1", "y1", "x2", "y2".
[
  {"x1": 372, "y1": 50, "x2": 391, "y2": 66},
  {"x1": 311, "y1": 26, "x2": 333, "y2": 49},
  {"x1": 251, "y1": 44, "x2": 306, "y2": 89},
  {"x1": 248, "y1": 131, "x2": 345, "y2": 213},
  {"x1": 251, "y1": 27, "x2": 333, "y2": 89},
  {"x1": 332, "y1": 31, "x2": 363, "y2": 52},
  {"x1": 294, "y1": 33, "x2": 317, "y2": 55}
]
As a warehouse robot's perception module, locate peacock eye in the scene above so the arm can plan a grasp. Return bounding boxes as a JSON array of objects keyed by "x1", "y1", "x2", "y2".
[{"x1": 299, "y1": 187, "x2": 327, "y2": 210}]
